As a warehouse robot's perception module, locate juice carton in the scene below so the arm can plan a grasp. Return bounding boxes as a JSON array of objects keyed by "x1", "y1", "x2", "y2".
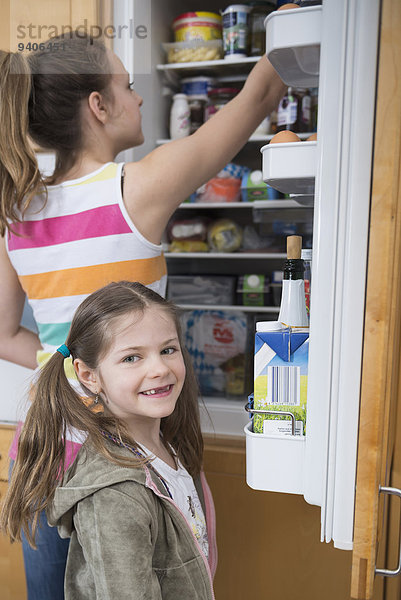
[{"x1": 253, "y1": 321, "x2": 309, "y2": 436}]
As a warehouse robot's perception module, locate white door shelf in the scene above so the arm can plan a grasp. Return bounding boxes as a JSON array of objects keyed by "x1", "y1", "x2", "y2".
[
  {"x1": 261, "y1": 141, "x2": 317, "y2": 195},
  {"x1": 175, "y1": 200, "x2": 305, "y2": 210},
  {"x1": 156, "y1": 132, "x2": 315, "y2": 146},
  {"x1": 177, "y1": 304, "x2": 279, "y2": 313},
  {"x1": 245, "y1": 421, "x2": 306, "y2": 494},
  {"x1": 165, "y1": 252, "x2": 287, "y2": 259},
  {"x1": 264, "y1": 5, "x2": 322, "y2": 87}
]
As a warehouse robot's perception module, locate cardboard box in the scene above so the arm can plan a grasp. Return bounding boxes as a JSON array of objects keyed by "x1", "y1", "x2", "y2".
[{"x1": 253, "y1": 322, "x2": 309, "y2": 436}]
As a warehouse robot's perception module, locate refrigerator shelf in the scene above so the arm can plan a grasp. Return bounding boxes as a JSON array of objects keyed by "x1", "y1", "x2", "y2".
[
  {"x1": 261, "y1": 141, "x2": 317, "y2": 195},
  {"x1": 264, "y1": 5, "x2": 322, "y2": 87},
  {"x1": 244, "y1": 421, "x2": 305, "y2": 495}
]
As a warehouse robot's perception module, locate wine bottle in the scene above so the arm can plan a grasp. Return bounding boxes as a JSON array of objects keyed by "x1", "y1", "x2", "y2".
[{"x1": 278, "y1": 235, "x2": 309, "y2": 328}]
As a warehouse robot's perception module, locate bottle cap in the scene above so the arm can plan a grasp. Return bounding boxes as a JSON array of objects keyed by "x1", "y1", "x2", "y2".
[
  {"x1": 250, "y1": 170, "x2": 263, "y2": 184},
  {"x1": 301, "y1": 248, "x2": 312, "y2": 261},
  {"x1": 287, "y1": 235, "x2": 302, "y2": 259},
  {"x1": 256, "y1": 321, "x2": 284, "y2": 332}
]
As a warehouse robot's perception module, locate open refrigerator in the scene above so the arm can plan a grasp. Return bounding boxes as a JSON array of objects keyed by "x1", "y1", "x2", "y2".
[
  {"x1": 113, "y1": 0, "x2": 382, "y2": 554},
  {"x1": 0, "y1": 0, "x2": 397, "y2": 597}
]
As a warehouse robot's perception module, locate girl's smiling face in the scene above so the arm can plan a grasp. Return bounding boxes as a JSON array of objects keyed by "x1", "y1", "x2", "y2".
[{"x1": 80, "y1": 307, "x2": 186, "y2": 431}]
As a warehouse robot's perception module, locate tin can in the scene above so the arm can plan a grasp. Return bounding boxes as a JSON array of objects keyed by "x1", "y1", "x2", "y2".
[{"x1": 222, "y1": 4, "x2": 252, "y2": 59}]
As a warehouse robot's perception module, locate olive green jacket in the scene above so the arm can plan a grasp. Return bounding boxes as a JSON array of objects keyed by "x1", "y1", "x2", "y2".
[{"x1": 48, "y1": 443, "x2": 217, "y2": 600}]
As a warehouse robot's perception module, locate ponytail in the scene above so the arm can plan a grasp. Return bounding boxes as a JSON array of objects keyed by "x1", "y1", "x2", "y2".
[{"x1": 0, "y1": 51, "x2": 44, "y2": 236}]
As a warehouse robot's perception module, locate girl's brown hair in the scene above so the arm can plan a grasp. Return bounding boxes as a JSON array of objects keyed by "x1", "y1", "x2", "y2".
[
  {"x1": 0, "y1": 33, "x2": 111, "y2": 235},
  {"x1": 0, "y1": 281, "x2": 203, "y2": 547}
]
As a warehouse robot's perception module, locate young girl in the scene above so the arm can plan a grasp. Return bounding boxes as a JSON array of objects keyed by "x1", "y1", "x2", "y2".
[
  {"x1": 1, "y1": 280, "x2": 217, "y2": 599},
  {"x1": 0, "y1": 31, "x2": 284, "y2": 598}
]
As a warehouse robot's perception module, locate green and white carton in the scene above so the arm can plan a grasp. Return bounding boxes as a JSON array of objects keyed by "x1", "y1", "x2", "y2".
[{"x1": 253, "y1": 321, "x2": 309, "y2": 436}]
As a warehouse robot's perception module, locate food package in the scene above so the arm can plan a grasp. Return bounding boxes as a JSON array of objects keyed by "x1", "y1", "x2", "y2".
[
  {"x1": 201, "y1": 177, "x2": 241, "y2": 203},
  {"x1": 207, "y1": 219, "x2": 243, "y2": 252},
  {"x1": 169, "y1": 240, "x2": 209, "y2": 253},
  {"x1": 180, "y1": 309, "x2": 249, "y2": 396},
  {"x1": 167, "y1": 217, "x2": 209, "y2": 242},
  {"x1": 167, "y1": 275, "x2": 235, "y2": 305}
]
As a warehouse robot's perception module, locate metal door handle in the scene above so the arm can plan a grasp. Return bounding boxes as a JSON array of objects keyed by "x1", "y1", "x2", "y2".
[{"x1": 375, "y1": 486, "x2": 401, "y2": 577}]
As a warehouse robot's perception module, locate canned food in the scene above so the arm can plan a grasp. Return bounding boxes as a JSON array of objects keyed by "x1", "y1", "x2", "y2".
[
  {"x1": 172, "y1": 12, "x2": 222, "y2": 43},
  {"x1": 222, "y1": 4, "x2": 252, "y2": 59}
]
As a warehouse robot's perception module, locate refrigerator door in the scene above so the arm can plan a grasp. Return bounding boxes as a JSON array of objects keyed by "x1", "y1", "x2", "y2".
[{"x1": 305, "y1": 0, "x2": 381, "y2": 549}]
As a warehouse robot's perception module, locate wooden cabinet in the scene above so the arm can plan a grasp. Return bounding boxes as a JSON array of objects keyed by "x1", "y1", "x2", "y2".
[
  {"x1": 0, "y1": 426, "x2": 26, "y2": 600},
  {"x1": 0, "y1": 0, "x2": 113, "y2": 52},
  {"x1": 203, "y1": 435, "x2": 355, "y2": 600}
]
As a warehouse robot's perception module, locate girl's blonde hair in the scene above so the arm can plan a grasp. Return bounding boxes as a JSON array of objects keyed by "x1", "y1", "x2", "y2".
[
  {"x1": 0, "y1": 281, "x2": 203, "y2": 547},
  {"x1": 0, "y1": 33, "x2": 111, "y2": 235}
]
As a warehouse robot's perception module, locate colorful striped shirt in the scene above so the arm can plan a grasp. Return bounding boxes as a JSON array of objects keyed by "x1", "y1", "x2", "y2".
[{"x1": 7, "y1": 162, "x2": 167, "y2": 461}]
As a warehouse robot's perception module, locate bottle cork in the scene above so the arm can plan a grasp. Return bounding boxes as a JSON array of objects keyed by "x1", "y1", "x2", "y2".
[{"x1": 287, "y1": 235, "x2": 302, "y2": 259}]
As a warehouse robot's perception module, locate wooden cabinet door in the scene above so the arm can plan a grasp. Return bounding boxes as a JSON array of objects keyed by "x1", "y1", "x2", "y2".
[
  {"x1": 1, "y1": 0, "x2": 112, "y2": 52},
  {"x1": 0, "y1": 426, "x2": 26, "y2": 600},
  {"x1": 351, "y1": 0, "x2": 401, "y2": 597}
]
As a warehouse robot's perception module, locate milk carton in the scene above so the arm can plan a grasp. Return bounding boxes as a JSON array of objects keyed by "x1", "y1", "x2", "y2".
[{"x1": 253, "y1": 321, "x2": 309, "y2": 436}]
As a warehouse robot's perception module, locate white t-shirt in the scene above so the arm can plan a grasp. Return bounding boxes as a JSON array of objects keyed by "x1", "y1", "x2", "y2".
[{"x1": 141, "y1": 446, "x2": 209, "y2": 559}]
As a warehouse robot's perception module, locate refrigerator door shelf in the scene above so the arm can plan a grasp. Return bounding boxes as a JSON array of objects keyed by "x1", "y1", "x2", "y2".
[
  {"x1": 261, "y1": 141, "x2": 316, "y2": 195},
  {"x1": 244, "y1": 421, "x2": 305, "y2": 495},
  {"x1": 264, "y1": 6, "x2": 322, "y2": 87}
]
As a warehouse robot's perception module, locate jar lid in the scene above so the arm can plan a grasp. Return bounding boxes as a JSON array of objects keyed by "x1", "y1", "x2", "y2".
[
  {"x1": 172, "y1": 12, "x2": 222, "y2": 25},
  {"x1": 208, "y1": 87, "x2": 240, "y2": 97}
]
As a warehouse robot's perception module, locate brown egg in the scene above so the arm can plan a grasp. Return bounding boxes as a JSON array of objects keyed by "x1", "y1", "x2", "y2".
[
  {"x1": 277, "y1": 3, "x2": 300, "y2": 10},
  {"x1": 307, "y1": 133, "x2": 317, "y2": 141},
  {"x1": 270, "y1": 130, "x2": 301, "y2": 144}
]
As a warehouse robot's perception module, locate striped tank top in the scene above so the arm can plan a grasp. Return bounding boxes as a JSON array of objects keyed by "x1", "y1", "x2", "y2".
[{"x1": 7, "y1": 162, "x2": 167, "y2": 463}]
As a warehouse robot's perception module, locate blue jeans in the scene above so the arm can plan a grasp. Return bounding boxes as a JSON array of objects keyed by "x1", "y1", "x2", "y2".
[{"x1": 10, "y1": 460, "x2": 70, "y2": 600}]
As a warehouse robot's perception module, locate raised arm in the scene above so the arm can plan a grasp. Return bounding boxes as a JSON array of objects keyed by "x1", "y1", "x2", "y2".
[
  {"x1": 0, "y1": 237, "x2": 42, "y2": 369},
  {"x1": 123, "y1": 56, "x2": 286, "y2": 244}
]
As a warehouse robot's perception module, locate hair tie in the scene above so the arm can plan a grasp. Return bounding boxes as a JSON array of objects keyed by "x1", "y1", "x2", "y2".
[{"x1": 57, "y1": 344, "x2": 70, "y2": 358}]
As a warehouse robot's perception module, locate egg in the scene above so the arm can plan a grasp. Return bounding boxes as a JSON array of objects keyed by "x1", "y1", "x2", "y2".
[
  {"x1": 277, "y1": 3, "x2": 300, "y2": 10},
  {"x1": 307, "y1": 133, "x2": 317, "y2": 141},
  {"x1": 270, "y1": 130, "x2": 301, "y2": 144}
]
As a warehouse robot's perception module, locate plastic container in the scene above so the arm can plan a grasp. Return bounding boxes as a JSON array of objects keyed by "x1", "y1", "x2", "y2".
[
  {"x1": 181, "y1": 76, "x2": 214, "y2": 96},
  {"x1": 245, "y1": 421, "x2": 306, "y2": 493},
  {"x1": 264, "y1": 5, "x2": 322, "y2": 87},
  {"x1": 261, "y1": 140, "x2": 317, "y2": 194},
  {"x1": 162, "y1": 40, "x2": 223, "y2": 64},
  {"x1": 167, "y1": 275, "x2": 236, "y2": 305},
  {"x1": 170, "y1": 94, "x2": 190, "y2": 139},
  {"x1": 222, "y1": 4, "x2": 252, "y2": 59},
  {"x1": 172, "y1": 12, "x2": 222, "y2": 42}
]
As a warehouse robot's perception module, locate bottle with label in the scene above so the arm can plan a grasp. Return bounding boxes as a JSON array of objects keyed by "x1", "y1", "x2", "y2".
[
  {"x1": 276, "y1": 88, "x2": 299, "y2": 132},
  {"x1": 296, "y1": 88, "x2": 312, "y2": 133},
  {"x1": 278, "y1": 235, "x2": 309, "y2": 328},
  {"x1": 301, "y1": 248, "x2": 312, "y2": 317},
  {"x1": 170, "y1": 94, "x2": 190, "y2": 139}
]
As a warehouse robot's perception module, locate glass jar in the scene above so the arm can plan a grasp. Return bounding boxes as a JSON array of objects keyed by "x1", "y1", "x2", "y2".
[
  {"x1": 205, "y1": 87, "x2": 240, "y2": 120},
  {"x1": 248, "y1": 1, "x2": 276, "y2": 56}
]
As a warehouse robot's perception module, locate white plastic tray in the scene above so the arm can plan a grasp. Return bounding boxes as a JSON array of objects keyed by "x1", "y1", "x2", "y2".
[
  {"x1": 264, "y1": 6, "x2": 322, "y2": 87},
  {"x1": 244, "y1": 421, "x2": 305, "y2": 494},
  {"x1": 261, "y1": 140, "x2": 316, "y2": 195}
]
